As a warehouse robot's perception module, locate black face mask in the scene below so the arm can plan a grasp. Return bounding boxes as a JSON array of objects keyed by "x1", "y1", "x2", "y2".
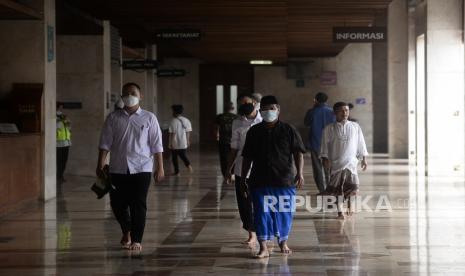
[{"x1": 238, "y1": 103, "x2": 255, "y2": 116}]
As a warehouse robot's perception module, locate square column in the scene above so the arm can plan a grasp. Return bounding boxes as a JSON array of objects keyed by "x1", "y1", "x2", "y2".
[
  {"x1": 388, "y1": 0, "x2": 409, "y2": 158},
  {"x1": 425, "y1": 0, "x2": 465, "y2": 176}
]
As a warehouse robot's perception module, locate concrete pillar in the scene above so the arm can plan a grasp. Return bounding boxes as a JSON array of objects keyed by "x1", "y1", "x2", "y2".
[
  {"x1": 146, "y1": 45, "x2": 158, "y2": 113},
  {"x1": 44, "y1": 43, "x2": 58, "y2": 272},
  {"x1": 103, "y1": 21, "x2": 112, "y2": 117},
  {"x1": 152, "y1": 45, "x2": 159, "y2": 114},
  {"x1": 0, "y1": 0, "x2": 57, "y2": 201},
  {"x1": 372, "y1": 14, "x2": 388, "y2": 153},
  {"x1": 110, "y1": 27, "x2": 122, "y2": 111},
  {"x1": 42, "y1": 0, "x2": 57, "y2": 200},
  {"x1": 387, "y1": 0, "x2": 409, "y2": 158},
  {"x1": 426, "y1": 0, "x2": 464, "y2": 176},
  {"x1": 407, "y1": 4, "x2": 417, "y2": 165},
  {"x1": 412, "y1": 2, "x2": 427, "y2": 171},
  {"x1": 56, "y1": 21, "x2": 112, "y2": 176}
]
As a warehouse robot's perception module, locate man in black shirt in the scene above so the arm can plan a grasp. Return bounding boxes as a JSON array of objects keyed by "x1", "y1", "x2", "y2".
[
  {"x1": 241, "y1": 95, "x2": 305, "y2": 258},
  {"x1": 214, "y1": 102, "x2": 239, "y2": 177}
]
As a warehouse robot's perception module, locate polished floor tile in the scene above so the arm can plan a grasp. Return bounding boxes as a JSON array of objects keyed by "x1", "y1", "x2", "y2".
[{"x1": 1, "y1": 151, "x2": 465, "y2": 275}]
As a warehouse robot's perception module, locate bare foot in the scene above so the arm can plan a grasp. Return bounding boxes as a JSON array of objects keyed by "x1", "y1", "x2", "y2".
[
  {"x1": 279, "y1": 241, "x2": 292, "y2": 255},
  {"x1": 242, "y1": 231, "x2": 257, "y2": 247},
  {"x1": 255, "y1": 250, "x2": 269, "y2": 258},
  {"x1": 337, "y1": 212, "x2": 346, "y2": 220},
  {"x1": 243, "y1": 238, "x2": 257, "y2": 248},
  {"x1": 120, "y1": 232, "x2": 131, "y2": 249},
  {"x1": 187, "y1": 165, "x2": 194, "y2": 173},
  {"x1": 346, "y1": 198, "x2": 355, "y2": 216},
  {"x1": 169, "y1": 172, "x2": 181, "y2": 177},
  {"x1": 267, "y1": 240, "x2": 275, "y2": 254},
  {"x1": 255, "y1": 241, "x2": 270, "y2": 258},
  {"x1": 129, "y1": 242, "x2": 142, "y2": 251}
]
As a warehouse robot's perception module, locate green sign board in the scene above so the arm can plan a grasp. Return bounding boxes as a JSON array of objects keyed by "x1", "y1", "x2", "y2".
[
  {"x1": 122, "y1": 59, "x2": 158, "y2": 70},
  {"x1": 157, "y1": 69, "x2": 186, "y2": 77}
]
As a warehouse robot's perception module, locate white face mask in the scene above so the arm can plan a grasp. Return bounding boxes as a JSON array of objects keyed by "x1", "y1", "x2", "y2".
[
  {"x1": 56, "y1": 111, "x2": 63, "y2": 116},
  {"x1": 122, "y1": 95, "x2": 140, "y2": 107},
  {"x1": 116, "y1": 98, "x2": 125, "y2": 109},
  {"x1": 260, "y1": 110, "x2": 279, "y2": 122}
]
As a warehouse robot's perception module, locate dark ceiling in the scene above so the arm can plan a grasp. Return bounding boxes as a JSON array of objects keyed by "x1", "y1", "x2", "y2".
[
  {"x1": 67, "y1": 0, "x2": 392, "y2": 63},
  {"x1": 0, "y1": 0, "x2": 42, "y2": 19}
]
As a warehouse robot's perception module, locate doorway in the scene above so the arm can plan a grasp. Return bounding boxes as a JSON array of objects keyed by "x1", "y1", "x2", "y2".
[{"x1": 199, "y1": 64, "x2": 254, "y2": 145}]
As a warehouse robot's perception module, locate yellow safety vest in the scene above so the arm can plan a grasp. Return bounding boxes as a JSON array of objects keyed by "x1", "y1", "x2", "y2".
[{"x1": 57, "y1": 118, "x2": 71, "y2": 141}]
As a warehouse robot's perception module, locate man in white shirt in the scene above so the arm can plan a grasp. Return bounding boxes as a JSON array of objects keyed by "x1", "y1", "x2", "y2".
[
  {"x1": 225, "y1": 93, "x2": 262, "y2": 246},
  {"x1": 97, "y1": 82, "x2": 164, "y2": 251},
  {"x1": 320, "y1": 102, "x2": 368, "y2": 219},
  {"x1": 169, "y1": 104, "x2": 193, "y2": 176}
]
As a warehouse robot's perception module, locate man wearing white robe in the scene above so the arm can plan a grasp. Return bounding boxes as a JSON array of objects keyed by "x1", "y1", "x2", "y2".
[{"x1": 320, "y1": 102, "x2": 368, "y2": 219}]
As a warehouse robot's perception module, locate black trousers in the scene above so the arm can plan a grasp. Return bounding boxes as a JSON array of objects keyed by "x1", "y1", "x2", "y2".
[
  {"x1": 234, "y1": 175, "x2": 255, "y2": 232},
  {"x1": 218, "y1": 142, "x2": 231, "y2": 177},
  {"x1": 56, "y1": 146, "x2": 70, "y2": 180},
  {"x1": 171, "y1": 149, "x2": 191, "y2": 174},
  {"x1": 310, "y1": 149, "x2": 329, "y2": 193},
  {"x1": 110, "y1": 172, "x2": 151, "y2": 243}
]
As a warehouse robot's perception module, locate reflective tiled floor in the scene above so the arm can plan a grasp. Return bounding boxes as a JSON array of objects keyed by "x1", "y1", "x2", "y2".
[{"x1": 1, "y1": 150, "x2": 465, "y2": 275}]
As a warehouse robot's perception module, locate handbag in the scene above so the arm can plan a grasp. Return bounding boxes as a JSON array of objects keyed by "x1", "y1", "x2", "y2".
[{"x1": 90, "y1": 165, "x2": 114, "y2": 199}]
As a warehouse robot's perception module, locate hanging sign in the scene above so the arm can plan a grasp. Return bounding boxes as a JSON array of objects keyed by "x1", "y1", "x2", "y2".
[
  {"x1": 157, "y1": 69, "x2": 186, "y2": 77},
  {"x1": 333, "y1": 27, "x2": 387, "y2": 43},
  {"x1": 122, "y1": 59, "x2": 158, "y2": 70},
  {"x1": 155, "y1": 29, "x2": 201, "y2": 40}
]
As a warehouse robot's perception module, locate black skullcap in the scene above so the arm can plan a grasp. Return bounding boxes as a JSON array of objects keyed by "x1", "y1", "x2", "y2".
[{"x1": 260, "y1": 95, "x2": 279, "y2": 106}]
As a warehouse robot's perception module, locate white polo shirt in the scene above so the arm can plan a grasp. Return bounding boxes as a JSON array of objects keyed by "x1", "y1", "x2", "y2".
[{"x1": 169, "y1": 115, "x2": 192, "y2": 149}]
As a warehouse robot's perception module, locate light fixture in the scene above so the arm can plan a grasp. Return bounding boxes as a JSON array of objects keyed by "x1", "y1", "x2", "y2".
[{"x1": 250, "y1": 60, "x2": 273, "y2": 65}]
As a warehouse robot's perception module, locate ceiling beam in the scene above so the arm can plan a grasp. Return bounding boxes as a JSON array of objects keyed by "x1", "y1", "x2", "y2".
[{"x1": 0, "y1": 0, "x2": 42, "y2": 19}]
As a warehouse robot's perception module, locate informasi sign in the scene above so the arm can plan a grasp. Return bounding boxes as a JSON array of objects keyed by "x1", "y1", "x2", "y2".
[{"x1": 333, "y1": 27, "x2": 387, "y2": 43}]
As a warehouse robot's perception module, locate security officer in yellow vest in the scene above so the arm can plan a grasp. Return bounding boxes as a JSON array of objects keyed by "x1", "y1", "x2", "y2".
[{"x1": 56, "y1": 103, "x2": 71, "y2": 183}]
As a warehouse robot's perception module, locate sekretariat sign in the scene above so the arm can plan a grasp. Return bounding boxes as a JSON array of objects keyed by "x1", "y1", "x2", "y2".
[
  {"x1": 333, "y1": 27, "x2": 387, "y2": 43},
  {"x1": 155, "y1": 29, "x2": 201, "y2": 40}
]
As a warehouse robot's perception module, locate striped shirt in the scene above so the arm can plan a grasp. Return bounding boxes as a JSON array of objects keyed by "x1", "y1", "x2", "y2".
[{"x1": 99, "y1": 108, "x2": 163, "y2": 174}]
